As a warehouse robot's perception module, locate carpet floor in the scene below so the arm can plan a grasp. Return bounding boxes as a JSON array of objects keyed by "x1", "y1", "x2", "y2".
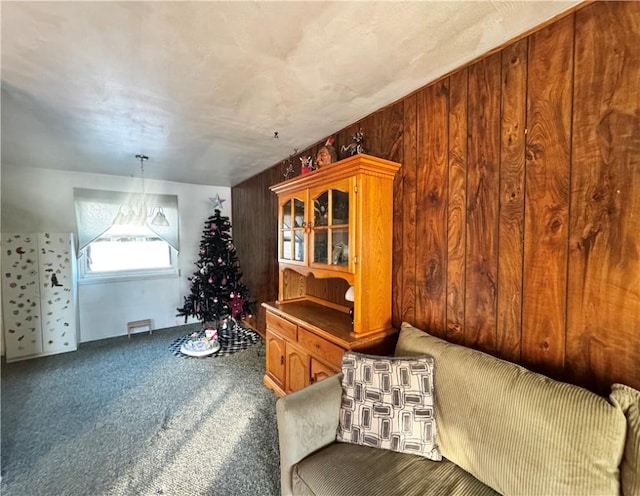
[{"x1": 1, "y1": 324, "x2": 280, "y2": 496}]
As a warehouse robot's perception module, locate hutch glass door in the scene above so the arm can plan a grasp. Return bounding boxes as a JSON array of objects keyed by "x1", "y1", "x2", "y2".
[
  {"x1": 310, "y1": 182, "x2": 350, "y2": 267},
  {"x1": 280, "y1": 196, "x2": 306, "y2": 263}
]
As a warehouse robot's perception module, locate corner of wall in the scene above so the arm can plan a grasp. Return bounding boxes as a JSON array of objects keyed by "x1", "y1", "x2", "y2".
[{"x1": 1, "y1": 173, "x2": 3, "y2": 357}]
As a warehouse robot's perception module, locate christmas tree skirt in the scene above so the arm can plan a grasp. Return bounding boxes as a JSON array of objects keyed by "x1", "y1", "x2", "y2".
[{"x1": 169, "y1": 322, "x2": 260, "y2": 359}]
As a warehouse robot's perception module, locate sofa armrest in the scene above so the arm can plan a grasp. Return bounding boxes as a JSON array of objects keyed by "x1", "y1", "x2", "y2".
[{"x1": 276, "y1": 374, "x2": 343, "y2": 496}]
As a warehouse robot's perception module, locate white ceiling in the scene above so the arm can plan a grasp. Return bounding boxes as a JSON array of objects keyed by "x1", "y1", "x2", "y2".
[{"x1": 1, "y1": 1, "x2": 581, "y2": 187}]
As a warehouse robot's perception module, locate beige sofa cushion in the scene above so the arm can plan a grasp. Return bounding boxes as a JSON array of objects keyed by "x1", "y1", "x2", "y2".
[
  {"x1": 610, "y1": 383, "x2": 640, "y2": 496},
  {"x1": 396, "y1": 322, "x2": 627, "y2": 496},
  {"x1": 294, "y1": 442, "x2": 499, "y2": 496}
]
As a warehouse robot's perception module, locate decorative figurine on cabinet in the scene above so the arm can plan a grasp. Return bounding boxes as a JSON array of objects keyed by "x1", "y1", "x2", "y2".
[
  {"x1": 283, "y1": 150, "x2": 297, "y2": 180},
  {"x1": 332, "y1": 241, "x2": 348, "y2": 265},
  {"x1": 300, "y1": 155, "x2": 314, "y2": 175},
  {"x1": 283, "y1": 160, "x2": 295, "y2": 180},
  {"x1": 315, "y1": 137, "x2": 337, "y2": 169},
  {"x1": 340, "y1": 128, "x2": 366, "y2": 157}
]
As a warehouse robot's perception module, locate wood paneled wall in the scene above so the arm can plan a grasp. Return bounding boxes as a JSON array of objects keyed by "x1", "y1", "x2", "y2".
[
  {"x1": 232, "y1": 1, "x2": 640, "y2": 395},
  {"x1": 231, "y1": 163, "x2": 282, "y2": 334}
]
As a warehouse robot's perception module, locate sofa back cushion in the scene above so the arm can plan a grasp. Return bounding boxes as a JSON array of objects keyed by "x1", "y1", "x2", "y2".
[
  {"x1": 396, "y1": 322, "x2": 627, "y2": 496},
  {"x1": 610, "y1": 383, "x2": 640, "y2": 496}
]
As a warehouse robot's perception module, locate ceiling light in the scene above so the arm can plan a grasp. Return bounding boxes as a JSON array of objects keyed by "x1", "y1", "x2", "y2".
[
  {"x1": 150, "y1": 206, "x2": 169, "y2": 226},
  {"x1": 111, "y1": 155, "x2": 170, "y2": 228}
]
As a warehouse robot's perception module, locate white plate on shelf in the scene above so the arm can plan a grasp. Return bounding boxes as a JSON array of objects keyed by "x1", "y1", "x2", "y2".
[{"x1": 180, "y1": 339, "x2": 220, "y2": 357}]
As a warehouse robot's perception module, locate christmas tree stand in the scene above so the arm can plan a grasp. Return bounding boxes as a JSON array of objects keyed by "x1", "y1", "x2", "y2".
[
  {"x1": 169, "y1": 321, "x2": 260, "y2": 359},
  {"x1": 179, "y1": 328, "x2": 220, "y2": 357},
  {"x1": 180, "y1": 338, "x2": 220, "y2": 358}
]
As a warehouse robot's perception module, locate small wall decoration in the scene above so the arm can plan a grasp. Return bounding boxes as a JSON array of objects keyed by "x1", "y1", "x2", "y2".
[
  {"x1": 340, "y1": 128, "x2": 366, "y2": 157},
  {"x1": 283, "y1": 149, "x2": 298, "y2": 180},
  {"x1": 51, "y1": 274, "x2": 63, "y2": 287}
]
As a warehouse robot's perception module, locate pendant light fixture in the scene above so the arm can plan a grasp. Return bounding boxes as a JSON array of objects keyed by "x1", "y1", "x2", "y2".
[
  {"x1": 150, "y1": 206, "x2": 170, "y2": 226},
  {"x1": 111, "y1": 154, "x2": 169, "y2": 228}
]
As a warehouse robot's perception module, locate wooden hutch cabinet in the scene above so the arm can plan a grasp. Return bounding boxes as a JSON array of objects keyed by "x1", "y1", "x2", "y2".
[{"x1": 263, "y1": 154, "x2": 401, "y2": 396}]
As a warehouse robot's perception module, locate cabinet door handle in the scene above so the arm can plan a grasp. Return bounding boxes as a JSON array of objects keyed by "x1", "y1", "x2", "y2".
[
  {"x1": 280, "y1": 355, "x2": 284, "y2": 365},
  {"x1": 315, "y1": 343, "x2": 321, "y2": 350}
]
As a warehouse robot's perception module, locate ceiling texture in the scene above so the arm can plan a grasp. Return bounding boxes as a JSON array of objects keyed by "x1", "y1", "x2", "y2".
[{"x1": 1, "y1": 1, "x2": 581, "y2": 187}]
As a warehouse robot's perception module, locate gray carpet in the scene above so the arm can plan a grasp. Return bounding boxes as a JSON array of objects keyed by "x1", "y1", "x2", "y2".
[{"x1": 1, "y1": 324, "x2": 280, "y2": 496}]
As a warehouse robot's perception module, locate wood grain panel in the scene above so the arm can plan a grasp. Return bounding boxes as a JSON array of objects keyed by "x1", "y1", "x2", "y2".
[
  {"x1": 465, "y1": 53, "x2": 501, "y2": 352},
  {"x1": 523, "y1": 15, "x2": 573, "y2": 376},
  {"x1": 381, "y1": 101, "x2": 404, "y2": 164},
  {"x1": 415, "y1": 81, "x2": 449, "y2": 334},
  {"x1": 379, "y1": 101, "x2": 405, "y2": 329},
  {"x1": 360, "y1": 114, "x2": 379, "y2": 159},
  {"x1": 401, "y1": 94, "x2": 418, "y2": 326},
  {"x1": 446, "y1": 69, "x2": 468, "y2": 345},
  {"x1": 232, "y1": 165, "x2": 282, "y2": 335},
  {"x1": 280, "y1": 269, "x2": 307, "y2": 300},
  {"x1": 368, "y1": 109, "x2": 384, "y2": 159},
  {"x1": 496, "y1": 39, "x2": 527, "y2": 362},
  {"x1": 568, "y1": 1, "x2": 640, "y2": 393},
  {"x1": 305, "y1": 275, "x2": 350, "y2": 306}
]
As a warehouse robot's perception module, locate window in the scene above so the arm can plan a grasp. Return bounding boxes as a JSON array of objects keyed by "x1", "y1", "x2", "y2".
[
  {"x1": 80, "y1": 225, "x2": 178, "y2": 281},
  {"x1": 74, "y1": 188, "x2": 180, "y2": 282}
]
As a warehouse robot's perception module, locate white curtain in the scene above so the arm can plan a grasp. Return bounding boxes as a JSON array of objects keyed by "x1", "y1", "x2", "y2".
[{"x1": 74, "y1": 188, "x2": 180, "y2": 252}]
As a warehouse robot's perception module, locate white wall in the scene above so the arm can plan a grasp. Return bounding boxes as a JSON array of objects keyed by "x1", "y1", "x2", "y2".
[{"x1": 1, "y1": 165, "x2": 231, "y2": 343}]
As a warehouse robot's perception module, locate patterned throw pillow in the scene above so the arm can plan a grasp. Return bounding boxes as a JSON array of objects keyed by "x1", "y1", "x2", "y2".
[{"x1": 336, "y1": 351, "x2": 442, "y2": 461}]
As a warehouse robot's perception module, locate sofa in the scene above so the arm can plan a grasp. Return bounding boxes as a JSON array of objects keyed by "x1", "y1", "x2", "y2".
[{"x1": 276, "y1": 322, "x2": 640, "y2": 496}]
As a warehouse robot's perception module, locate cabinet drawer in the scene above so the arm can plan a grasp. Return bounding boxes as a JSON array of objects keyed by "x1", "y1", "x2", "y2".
[
  {"x1": 266, "y1": 312, "x2": 297, "y2": 341},
  {"x1": 311, "y1": 357, "x2": 339, "y2": 385},
  {"x1": 298, "y1": 327, "x2": 344, "y2": 369}
]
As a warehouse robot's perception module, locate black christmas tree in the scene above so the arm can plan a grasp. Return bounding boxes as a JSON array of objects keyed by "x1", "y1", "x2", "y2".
[{"x1": 177, "y1": 209, "x2": 252, "y2": 334}]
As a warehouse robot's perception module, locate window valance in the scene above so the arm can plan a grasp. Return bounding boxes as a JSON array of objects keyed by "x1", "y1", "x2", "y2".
[{"x1": 74, "y1": 188, "x2": 180, "y2": 252}]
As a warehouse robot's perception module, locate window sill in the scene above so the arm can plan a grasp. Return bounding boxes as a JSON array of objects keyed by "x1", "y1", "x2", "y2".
[{"x1": 79, "y1": 268, "x2": 179, "y2": 285}]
